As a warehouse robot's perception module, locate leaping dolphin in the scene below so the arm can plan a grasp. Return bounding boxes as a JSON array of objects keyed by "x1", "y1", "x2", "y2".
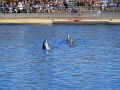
[
  {"x1": 42, "y1": 38, "x2": 50, "y2": 50},
  {"x1": 67, "y1": 35, "x2": 74, "y2": 47}
]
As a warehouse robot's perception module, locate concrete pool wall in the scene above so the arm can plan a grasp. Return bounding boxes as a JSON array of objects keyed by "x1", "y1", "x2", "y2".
[{"x1": 0, "y1": 18, "x2": 120, "y2": 25}]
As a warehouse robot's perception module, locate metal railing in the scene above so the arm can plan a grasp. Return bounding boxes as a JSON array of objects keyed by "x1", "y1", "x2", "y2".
[{"x1": 0, "y1": 6, "x2": 120, "y2": 19}]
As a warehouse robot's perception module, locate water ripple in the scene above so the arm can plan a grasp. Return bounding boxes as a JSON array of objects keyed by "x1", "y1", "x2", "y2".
[{"x1": 0, "y1": 25, "x2": 119, "y2": 90}]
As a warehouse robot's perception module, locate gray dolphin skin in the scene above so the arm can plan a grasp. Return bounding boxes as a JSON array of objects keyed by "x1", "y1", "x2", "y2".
[
  {"x1": 67, "y1": 35, "x2": 74, "y2": 47},
  {"x1": 42, "y1": 38, "x2": 50, "y2": 50}
]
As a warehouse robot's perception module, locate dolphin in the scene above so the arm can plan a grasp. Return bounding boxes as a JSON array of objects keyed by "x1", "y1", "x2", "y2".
[
  {"x1": 42, "y1": 38, "x2": 50, "y2": 50},
  {"x1": 67, "y1": 35, "x2": 74, "y2": 47}
]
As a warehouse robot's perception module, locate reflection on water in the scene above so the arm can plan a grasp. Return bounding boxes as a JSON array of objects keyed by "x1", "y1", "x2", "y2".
[{"x1": 0, "y1": 25, "x2": 120, "y2": 90}]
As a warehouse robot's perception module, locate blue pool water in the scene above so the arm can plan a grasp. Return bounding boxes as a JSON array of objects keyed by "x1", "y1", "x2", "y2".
[{"x1": 0, "y1": 24, "x2": 120, "y2": 90}]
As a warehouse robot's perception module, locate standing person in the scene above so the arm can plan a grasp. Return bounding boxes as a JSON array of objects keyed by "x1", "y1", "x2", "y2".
[
  {"x1": 54, "y1": 0, "x2": 60, "y2": 12},
  {"x1": 77, "y1": 0, "x2": 80, "y2": 6},
  {"x1": 25, "y1": 1, "x2": 30, "y2": 13},
  {"x1": 91, "y1": 0, "x2": 95, "y2": 10},
  {"x1": 0, "y1": 2, "x2": 2, "y2": 13},
  {"x1": 63, "y1": 0, "x2": 68, "y2": 10},
  {"x1": 29, "y1": 1, "x2": 33, "y2": 13},
  {"x1": 8, "y1": 2, "x2": 13, "y2": 13},
  {"x1": 3, "y1": 2, "x2": 9, "y2": 13},
  {"x1": 17, "y1": 1, "x2": 23, "y2": 13},
  {"x1": 49, "y1": 1, "x2": 54, "y2": 13}
]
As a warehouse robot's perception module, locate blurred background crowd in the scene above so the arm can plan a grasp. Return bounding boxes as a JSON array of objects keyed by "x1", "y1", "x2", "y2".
[{"x1": 0, "y1": 0, "x2": 119, "y2": 13}]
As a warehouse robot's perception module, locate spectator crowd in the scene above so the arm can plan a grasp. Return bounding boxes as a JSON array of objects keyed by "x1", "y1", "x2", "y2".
[{"x1": 0, "y1": 0, "x2": 119, "y2": 13}]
